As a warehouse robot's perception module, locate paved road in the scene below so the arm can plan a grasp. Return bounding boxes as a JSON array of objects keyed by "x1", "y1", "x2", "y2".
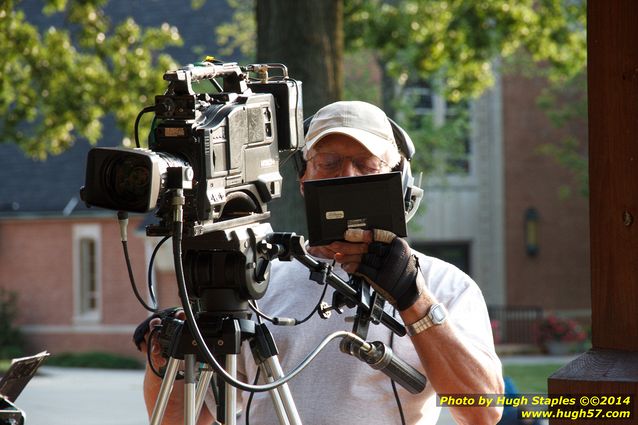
[
  {"x1": 12, "y1": 367, "x2": 147, "y2": 425},
  {"x1": 12, "y1": 356, "x2": 575, "y2": 424}
]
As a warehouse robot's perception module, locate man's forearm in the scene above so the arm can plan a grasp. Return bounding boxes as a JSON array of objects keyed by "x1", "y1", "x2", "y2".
[{"x1": 400, "y1": 279, "x2": 504, "y2": 424}]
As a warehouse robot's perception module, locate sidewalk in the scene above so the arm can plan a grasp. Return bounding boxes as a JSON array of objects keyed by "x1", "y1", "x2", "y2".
[
  {"x1": 13, "y1": 367, "x2": 147, "y2": 425},
  {"x1": 12, "y1": 355, "x2": 576, "y2": 425}
]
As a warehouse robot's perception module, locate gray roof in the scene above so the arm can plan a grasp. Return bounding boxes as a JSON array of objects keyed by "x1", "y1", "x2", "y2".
[
  {"x1": 0, "y1": 135, "x2": 118, "y2": 217},
  {"x1": 1, "y1": 0, "x2": 235, "y2": 218}
]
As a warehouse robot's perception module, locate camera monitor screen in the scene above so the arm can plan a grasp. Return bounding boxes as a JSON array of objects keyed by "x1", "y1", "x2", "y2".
[{"x1": 303, "y1": 172, "x2": 407, "y2": 246}]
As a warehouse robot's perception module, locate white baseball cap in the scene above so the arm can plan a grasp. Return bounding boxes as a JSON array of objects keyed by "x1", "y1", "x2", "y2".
[{"x1": 303, "y1": 101, "x2": 402, "y2": 167}]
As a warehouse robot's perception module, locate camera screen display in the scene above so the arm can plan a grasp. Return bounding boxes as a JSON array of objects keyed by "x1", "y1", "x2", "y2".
[{"x1": 303, "y1": 172, "x2": 407, "y2": 246}]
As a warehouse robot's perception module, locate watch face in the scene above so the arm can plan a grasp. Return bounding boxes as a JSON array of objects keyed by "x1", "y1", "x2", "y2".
[{"x1": 430, "y1": 304, "x2": 447, "y2": 324}]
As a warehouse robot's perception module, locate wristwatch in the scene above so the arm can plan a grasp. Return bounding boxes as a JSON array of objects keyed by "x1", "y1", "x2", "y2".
[{"x1": 406, "y1": 303, "x2": 448, "y2": 336}]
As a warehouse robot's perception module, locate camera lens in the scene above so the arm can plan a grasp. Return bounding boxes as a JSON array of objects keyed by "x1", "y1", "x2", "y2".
[{"x1": 105, "y1": 155, "x2": 152, "y2": 208}]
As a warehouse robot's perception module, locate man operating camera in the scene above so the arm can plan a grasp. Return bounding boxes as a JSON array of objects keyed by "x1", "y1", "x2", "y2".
[{"x1": 139, "y1": 101, "x2": 504, "y2": 424}]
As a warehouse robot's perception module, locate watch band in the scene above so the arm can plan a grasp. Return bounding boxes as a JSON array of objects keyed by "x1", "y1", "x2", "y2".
[{"x1": 406, "y1": 303, "x2": 447, "y2": 336}]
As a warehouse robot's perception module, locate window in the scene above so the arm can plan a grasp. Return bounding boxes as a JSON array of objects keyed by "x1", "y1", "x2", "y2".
[
  {"x1": 79, "y1": 238, "x2": 98, "y2": 314},
  {"x1": 444, "y1": 99, "x2": 471, "y2": 175},
  {"x1": 73, "y1": 225, "x2": 101, "y2": 322},
  {"x1": 403, "y1": 81, "x2": 472, "y2": 176}
]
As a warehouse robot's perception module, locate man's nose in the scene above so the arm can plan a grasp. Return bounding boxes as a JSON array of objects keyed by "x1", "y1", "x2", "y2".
[{"x1": 338, "y1": 158, "x2": 359, "y2": 177}]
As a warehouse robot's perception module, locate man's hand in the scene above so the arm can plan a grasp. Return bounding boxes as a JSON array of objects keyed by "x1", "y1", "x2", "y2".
[
  {"x1": 134, "y1": 308, "x2": 184, "y2": 372},
  {"x1": 308, "y1": 229, "x2": 421, "y2": 311}
]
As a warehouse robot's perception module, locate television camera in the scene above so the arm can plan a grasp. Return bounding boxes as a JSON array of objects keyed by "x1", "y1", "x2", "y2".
[{"x1": 81, "y1": 60, "x2": 303, "y2": 237}]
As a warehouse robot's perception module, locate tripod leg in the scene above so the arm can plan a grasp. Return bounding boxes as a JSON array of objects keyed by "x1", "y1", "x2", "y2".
[
  {"x1": 249, "y1": 324, "x2": 302, "y2": 425},
  {"x1": 262, "y1": 369, "x2": 289, "y2": 425},
  {"x1": 150, "y1": 357, "x2": 183, "y2": 425},
  {"x1": 262, "y1": 356, "x2": 302, "y2": 425},
  {"x1": 195, "y1": 368, "x2": 214, "y2": 418},
  {"x1": 224, "y1": 354, "x2": 238, "y2": 425},
  {"x1": 184, "y1": 354, "x2": 197, "y2": 425}
]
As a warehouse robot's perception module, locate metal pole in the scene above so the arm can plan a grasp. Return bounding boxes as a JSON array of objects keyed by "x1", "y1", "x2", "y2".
[
  {"x1": 184, "y1": 354, "x2": 197, "y2": 425},
  {"x1": 224, "y1": 354, "x2": 237, "y2": 425},
  {"x1": 195, "y1": 368, "x2": 214, "y2": 418},
  {"x1": 263, "y1": 356, "x2": 302, "y2": 425},
  {"x1": 150, "y1": 357, "x2": 182, "y2": 425}
]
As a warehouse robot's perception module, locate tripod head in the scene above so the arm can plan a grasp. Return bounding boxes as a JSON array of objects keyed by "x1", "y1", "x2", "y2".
[{"x1": 181, "y1": 221, "x2": 274, "y2": 316}]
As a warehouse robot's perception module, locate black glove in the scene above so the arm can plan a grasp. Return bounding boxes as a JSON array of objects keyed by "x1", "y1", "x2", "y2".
[
  {"x1": 132, "y1": 307, "x2": 182, "y2": 351},
  {"x1": 354, "y1": 231, "x2": 421, "y2": 311}
]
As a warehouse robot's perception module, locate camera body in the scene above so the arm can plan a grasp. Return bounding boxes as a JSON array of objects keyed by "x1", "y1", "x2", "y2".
[{"x1": 81, "y1": 61, "x2": 303, "y2": 236}]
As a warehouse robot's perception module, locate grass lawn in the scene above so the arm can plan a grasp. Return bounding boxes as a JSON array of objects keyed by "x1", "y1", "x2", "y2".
[{"x1": 503, "y1": 363, "x2": 566, "y2": 394}]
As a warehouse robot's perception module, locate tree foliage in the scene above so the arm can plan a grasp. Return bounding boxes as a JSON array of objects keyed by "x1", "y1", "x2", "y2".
[
  {"x1": 3, "y1": 0, "x2": 587, "y2": 172},
  {"x1": 343, "y1": 0, "x2": 587, "y2": 187},
  {"x1": 213, "y1": 0, "x2": 587, "y2": 180},
  {"x1": 1, "y1": 0, "x2": 182, "y2": 159},
  {"x1": 214, "y1": 0, "x2": 586, "y2": 102},
  {"x1": 345, "y1": 0, "x2": 586, "y2": 102},
  {"x1": 215, "y1": 0, "x2": 255, "y2": 60}
]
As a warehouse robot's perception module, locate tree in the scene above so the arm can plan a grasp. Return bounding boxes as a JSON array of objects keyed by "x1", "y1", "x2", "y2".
[
  {"x1": 257, "y1": 0, "x2": 343, "y2": 115},
  {"x1": 214, "y1": 0, "x2": 588, "y2": 231},
  {"x1": 0, "y1": 0, "x2": 182, "y2": 159},
  {"x1": 344, "y1": 0, "x2": 587, "y2": 187},
  {"x1": 344, "y1": 0, "x2": 586, "y2": 102},
  {"x1": 255, "y1": 0, "x2": 344, "y2": 233}
]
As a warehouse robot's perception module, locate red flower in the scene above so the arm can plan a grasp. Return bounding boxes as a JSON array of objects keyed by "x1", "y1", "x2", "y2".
[{"x1": 534, "y1": 315, "x2": 587, "y2": 345}]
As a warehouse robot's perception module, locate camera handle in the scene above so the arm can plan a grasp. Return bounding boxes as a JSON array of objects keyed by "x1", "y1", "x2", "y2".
[
  {"x1": 263, "y1": 233, "x2": 406, "y2": 337},
  {"x1": 263, "y1": 233, "x2": 426, "y2": 394}
]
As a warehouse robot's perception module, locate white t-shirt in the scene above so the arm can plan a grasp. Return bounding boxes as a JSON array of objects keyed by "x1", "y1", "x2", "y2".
[{"x1": 205, "y1": 252, "x2": 500, "y2": 424}]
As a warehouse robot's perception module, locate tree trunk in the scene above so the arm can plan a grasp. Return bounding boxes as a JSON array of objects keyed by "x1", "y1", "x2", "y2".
[{"x1": 257, "y1": 0, "x2": 343, "y2": 234}]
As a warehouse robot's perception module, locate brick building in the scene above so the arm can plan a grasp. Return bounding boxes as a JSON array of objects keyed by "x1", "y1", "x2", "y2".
[
  {"x1": 0, "y1": 140, "x2": 152, "y2": 357},
  {"x1": 502, "y1": 72, "x2": 590, "y2": 315},
  {"x1": 410, "y1": 67, "x2": 590, "y2": 344}
]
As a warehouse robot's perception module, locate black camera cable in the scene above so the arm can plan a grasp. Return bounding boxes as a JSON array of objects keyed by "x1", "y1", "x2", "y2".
[
  {"x1": 118, "y1": 211, "x2": 158, "y2": 313},
  {"x1": 248, "y1": 275, "x2": 330, "y2": 327},
  {"x1": 389, "y1": 307, "x2": 407, "y2": 425},
  {"x1": 134, "y1": 106, "x2": 156, "y2": 148},
  {"x1": 147, "y1": 235, "x2": 170, "y2": 301},
  {"x1": 244, "y1": 305, "x2": 264, "y2": 425}
]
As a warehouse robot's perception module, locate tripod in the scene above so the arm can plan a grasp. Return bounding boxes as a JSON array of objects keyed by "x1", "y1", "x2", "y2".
[
  {"x1": 149, "y1": 217, "x2": 303, "y2": 425},
  {"x1": 149, "y1": 315, "x2": 302, "y2": 425}
]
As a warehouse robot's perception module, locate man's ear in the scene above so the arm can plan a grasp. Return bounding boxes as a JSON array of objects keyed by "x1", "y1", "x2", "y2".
[{"x1": 299, "y1": 176, "x2": 306, "y2": 196}]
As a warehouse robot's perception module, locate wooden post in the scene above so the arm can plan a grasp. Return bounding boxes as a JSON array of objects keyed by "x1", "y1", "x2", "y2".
[{"x1": 548, "y1": 1, "x2": 638, "y2": 423}]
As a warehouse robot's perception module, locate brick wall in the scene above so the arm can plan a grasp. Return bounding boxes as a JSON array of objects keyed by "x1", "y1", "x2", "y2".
[
  {"x1": 0, "y1": 216, "x2": 150, "y2": 357},
  {"x1": 502, "y1": 72, "x2": 591, "y2": 315}
]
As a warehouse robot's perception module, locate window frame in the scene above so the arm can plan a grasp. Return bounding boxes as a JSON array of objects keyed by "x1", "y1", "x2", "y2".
[{"x1": 72, "y1": 224, "x2": 102, "y2": 323}]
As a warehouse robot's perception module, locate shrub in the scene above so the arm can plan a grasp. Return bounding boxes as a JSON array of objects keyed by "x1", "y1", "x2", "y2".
[
  {"x1": 46, "y1": 352, "x2": 143, "y2": 369},
  {"x1": 535, "y1": 315, "x2": 587, "y2": 346},
  {"x1": 0, "y1": 288, "x2": 24, "y2": 359}
]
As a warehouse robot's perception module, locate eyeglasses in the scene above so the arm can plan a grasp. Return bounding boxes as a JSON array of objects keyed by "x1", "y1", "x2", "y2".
[{"x1": 307, "y1": 152, "x2": 389, "y2": 175}]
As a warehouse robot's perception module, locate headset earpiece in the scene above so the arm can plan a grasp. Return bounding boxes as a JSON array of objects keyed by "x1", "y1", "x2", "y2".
[
  {"x1": 386, "y1": 118, "x2": 423, "y2": 222},
  {"x1": 293, "y1": 116, "x2": 315, "y2": 179}
]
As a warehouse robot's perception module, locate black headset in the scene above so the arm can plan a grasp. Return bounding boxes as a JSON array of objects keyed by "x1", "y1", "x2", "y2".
[{"x1": 296, "y1": 115, "x2": 423, "y2": 222}]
